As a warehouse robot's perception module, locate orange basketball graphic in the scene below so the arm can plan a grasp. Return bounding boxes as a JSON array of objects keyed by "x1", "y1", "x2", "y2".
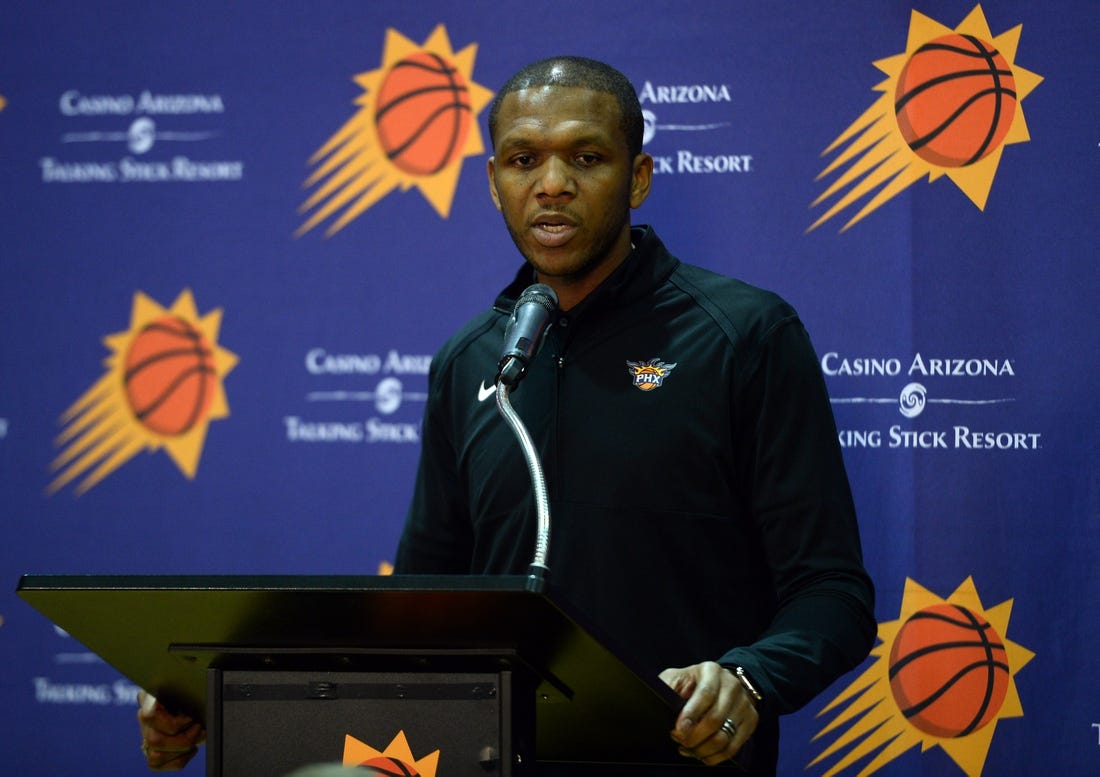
[
  {"x1": 894, "y1": 33, "x2": 1017, "y2": 167},
  {"x1": 888, "y1": 603, "x2": 1010, "y2": 738},
  {"x1": 359, "y1": 756, "x2": 420, "y2": 777},
  {"x1": 124, "y1": 315, "x2": 217, "y2": 436},
  {"x1": 375, "y1": 51, "x2": 472, "y2": 176}
]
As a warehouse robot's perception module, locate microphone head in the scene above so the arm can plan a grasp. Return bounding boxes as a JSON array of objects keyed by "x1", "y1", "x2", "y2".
[
  {"x1": 514, "y1": 283, "x2": 558, "y2": 313},
  {"x1": 497, "y1": 283, "x2": 559, "y2": 387}
]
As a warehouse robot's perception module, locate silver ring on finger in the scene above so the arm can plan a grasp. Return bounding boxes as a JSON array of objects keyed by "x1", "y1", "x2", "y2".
[{"x1": 721, "y1": 718, "x2": 737, "y2": 739}]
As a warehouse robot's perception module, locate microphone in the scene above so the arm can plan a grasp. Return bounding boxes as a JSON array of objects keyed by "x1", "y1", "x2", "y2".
[
  {"x1": 496, "y1": 283, "x2": 558, "y2": 388},
  {"x1": 493, "y1": 283, "x2": 558, "y2": 591}
]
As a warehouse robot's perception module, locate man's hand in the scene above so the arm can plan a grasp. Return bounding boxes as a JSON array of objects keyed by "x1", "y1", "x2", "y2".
[
  {"x1": 137, "y1": 690, "x2": 205, "y2": 771},
  {"x1": 659, "y1": 661, "x2": 759, "y2": 766}
]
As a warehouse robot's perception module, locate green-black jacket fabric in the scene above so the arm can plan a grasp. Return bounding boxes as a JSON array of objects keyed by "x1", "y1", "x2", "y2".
[{"x1": 396, "y1": 225, "x2": 875, "y2": 775}]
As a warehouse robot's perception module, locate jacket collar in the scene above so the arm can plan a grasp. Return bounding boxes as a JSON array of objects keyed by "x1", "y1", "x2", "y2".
[{"x1": 493, "y1": 225, "x2": 679, "y2": 318}]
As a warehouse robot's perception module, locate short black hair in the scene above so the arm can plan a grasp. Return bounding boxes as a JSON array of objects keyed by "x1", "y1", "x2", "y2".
[{"x1": 487, "y1": 56, "x2": 644, "y2": 158}]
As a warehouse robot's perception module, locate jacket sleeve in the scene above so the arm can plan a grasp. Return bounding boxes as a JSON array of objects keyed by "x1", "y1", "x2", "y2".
[
  {"x1": 719, "y1": 316, "x2": 876, "y2": 716},
  {"x1": 394, "y1": 355, "x2": 475, "y2": 574}
]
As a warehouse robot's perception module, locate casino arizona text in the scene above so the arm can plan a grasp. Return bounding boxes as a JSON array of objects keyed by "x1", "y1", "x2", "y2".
[
  {"x1": 59, "y1": 90, "x2": 225, "y2": 116},
  {"x1": 637, "y1": 81, "x2": 731, "y2": 104},
  {"x1": 821, "y1": 352, "x2": 1015, "y2": 378}
]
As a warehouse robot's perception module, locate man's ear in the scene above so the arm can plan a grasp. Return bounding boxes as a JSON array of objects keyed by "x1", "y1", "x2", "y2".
[
  {"x1": 630, "y1": 152, "x2": 654, "y2": 209},
  {"x1": 487, "y1": 156, "x2": 502, "y2": 211}
]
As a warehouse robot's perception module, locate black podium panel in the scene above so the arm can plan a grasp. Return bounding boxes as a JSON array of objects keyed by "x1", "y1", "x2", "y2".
[
  {"x1": 17, "y1": 574, "x2": 685, "y2": 767},
  {"x1": 218, "y1": 670, "x2": 507, "y2": 776}
]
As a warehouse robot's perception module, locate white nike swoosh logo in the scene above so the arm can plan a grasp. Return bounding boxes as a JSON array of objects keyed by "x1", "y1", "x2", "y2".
[{"x1": 478, "y1": 381, "x2": 497, "y2": 402}]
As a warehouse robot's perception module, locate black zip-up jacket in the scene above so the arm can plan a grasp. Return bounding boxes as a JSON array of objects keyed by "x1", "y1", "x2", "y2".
[{"x1": 396, "y1": 225, "x2": 876, "y2": 774}]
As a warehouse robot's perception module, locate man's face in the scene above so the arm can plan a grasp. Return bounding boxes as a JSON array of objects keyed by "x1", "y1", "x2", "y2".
[{"x1": 488, "y1": 86, "x2": 651, "y2": 294}]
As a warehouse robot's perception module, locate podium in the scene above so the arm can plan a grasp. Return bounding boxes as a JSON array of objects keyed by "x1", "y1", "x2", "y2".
[{"x1": 17, "y1": 574, "x2": 687, "y2": 776}]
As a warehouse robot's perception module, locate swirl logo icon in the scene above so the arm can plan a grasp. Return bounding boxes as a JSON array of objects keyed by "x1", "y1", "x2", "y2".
[{"x1": 899, "y1": 382, "x2": 927, "y2": 418}]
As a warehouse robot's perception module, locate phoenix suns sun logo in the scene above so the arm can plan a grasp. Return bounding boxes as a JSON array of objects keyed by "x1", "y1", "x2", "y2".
[
  {"x1": 48, "y1": 290, "x2": 237, "y2": 496},
  {"x1": 809, "y1": 5, "x2": 1042, "y2": 233},
  {"x1": 626, "y1": 358, "x2": 677, "y2": 391},
  {"x1": 809, "y1": 576, "x2": 1034, "y2": 776},
  {"x1": 297, "y1": 25, "x2": 493, "y2": 237},
  {"x1": 344, "y1": 730, "x2": 439, "y2": 776}
]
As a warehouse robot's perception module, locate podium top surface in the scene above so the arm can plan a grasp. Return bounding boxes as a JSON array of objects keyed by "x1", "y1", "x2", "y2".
[{"x1": 17, "y1": 573, "x2": 686, "y2": 765}]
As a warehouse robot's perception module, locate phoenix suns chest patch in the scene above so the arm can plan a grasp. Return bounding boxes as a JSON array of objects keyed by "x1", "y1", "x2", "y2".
[{"x1": 626, "y1": 358, "x2": 677, "y2": 391}]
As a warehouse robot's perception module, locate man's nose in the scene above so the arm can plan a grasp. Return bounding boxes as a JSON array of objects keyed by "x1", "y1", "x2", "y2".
[{"x1": 537, "y1": 156, "x2": 574, "y2": 199}]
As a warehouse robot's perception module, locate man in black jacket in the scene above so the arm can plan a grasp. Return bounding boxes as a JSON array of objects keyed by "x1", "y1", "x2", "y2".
[
  {"x1": 139, "y1": 56, "x2": 874, "y2": 775},
  {"x1": 394, "y1": 56, "x2": 875, "y2": 774}
]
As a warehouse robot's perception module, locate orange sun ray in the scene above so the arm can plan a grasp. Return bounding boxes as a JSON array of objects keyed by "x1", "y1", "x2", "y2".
[
  {"x1": 48, "y1": 290, "x2": 237, "y2": 497},
  {"x1": 809, "y1": 5, "x2": 1042, "y2": 233},
  {"x1": 809, "y1": 576, "x2": 1034, "y2": 776},
  {"x1": 297, "y1": 24, "x2": 492, "y2": 237}
]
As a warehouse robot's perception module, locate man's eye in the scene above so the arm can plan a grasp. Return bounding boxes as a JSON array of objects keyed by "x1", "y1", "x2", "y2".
[
  {"x1": 576, "y1": 153, "x2": 600, "y2": 166},
  {"x1": 512, "y1": 154, "x2": 536, "y2": 167}
]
